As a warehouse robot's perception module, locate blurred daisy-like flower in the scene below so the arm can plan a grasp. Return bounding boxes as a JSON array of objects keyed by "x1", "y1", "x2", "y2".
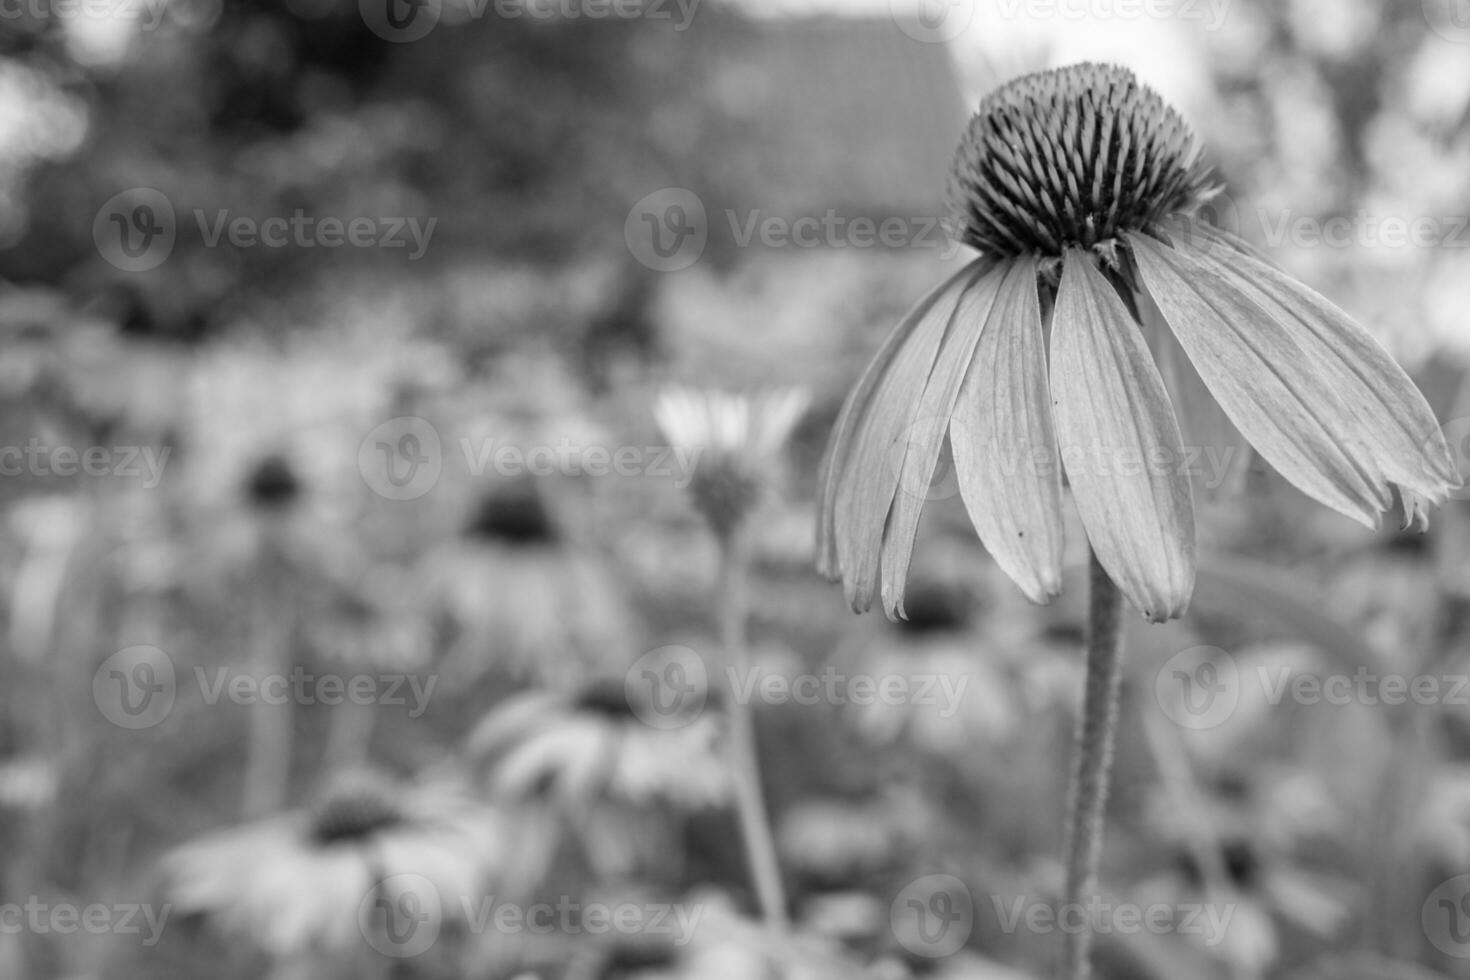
[
  {"x1": 466, "y1": 679, "x2": 728, "y2": 876},
  {"x1": 817, "y1": 62, "x2": 1460, "y2": 623},
  {"x1": 163, "y1": 771, "x2": 504, "y2": 967},
  {"x1": 837, "y1": 572, "x2": 1018, "y2": 755},
  {"x1": 599, "y1": 889, "x2": 860, "y2": 980},
  {"x1": 424, "y1": 475, "x2": 633, "y2": 686},
  {"x1": 654, "y1": 386, "x2": 810, "y2": 539}
]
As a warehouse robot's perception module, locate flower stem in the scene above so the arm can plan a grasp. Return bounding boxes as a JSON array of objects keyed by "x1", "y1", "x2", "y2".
[
  {"x1": 716, "y1": 530, "x2": 788, "y2": 930},
  {"x1": 1060, "y1": 549, "x2": 1125, "y2": 980}
]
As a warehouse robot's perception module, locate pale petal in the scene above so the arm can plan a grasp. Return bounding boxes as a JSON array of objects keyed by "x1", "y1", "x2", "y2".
[
  {"x1": 880, "y1": 264, "x2": 1006, "y2": 618},
  {"x1": 951, "y1": 254, "x2": 1066, "y2": 604},
  {"x1": 1136, "y1": 287, "x2": 1252, "y2": 498},
  {"x1": 1129, "y1": 232, "x2": 1388, "y2": 528},
  {"x1": 816, "y1": 261, "x2": 984, "y2": 580},
  {"x1": 1191, "y1": 228, "x2": 1460, "y2": 502},
  {"x1": 1051, "y1": 250, "x2": 1196, "y2": 622},
  {"x1": 830, "y1": 262, "x2": 985, "y2": 611}
]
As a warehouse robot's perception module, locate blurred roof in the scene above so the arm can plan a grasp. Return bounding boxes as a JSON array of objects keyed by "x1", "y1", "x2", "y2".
[{"x1": 709, "y1": 17, "x2": 967, "y2": 217}]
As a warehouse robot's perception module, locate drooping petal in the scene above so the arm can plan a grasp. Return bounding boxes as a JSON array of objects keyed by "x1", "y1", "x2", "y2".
[
  {"x1": 830, "y1": 261, "x2": 985, "y2": 611},
  {"x1": 880, "y1": 264, "x2": 1007, "y2": 618},
  {"x1": 1050, "y1": 249, "x2": 1196, "y2": 622},
  {"x1": 1136, "y1": 286, "x2": 1252, "y2": 498},
  {"x1": 1192, "y1": 228, "x2": 1460, "y2": 503},
  {"x1": 1129, "y1": 232, "x2": 1389, "y2": 527},
  {"x1": 815, "y1": 261, "x2": 984, "y2": 579},
  {"x1": 950, "y1": 254, "x2": 1066, "y2": 605}
]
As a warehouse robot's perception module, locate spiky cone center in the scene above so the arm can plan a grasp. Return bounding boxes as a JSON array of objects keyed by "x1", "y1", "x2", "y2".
[{"x1": 948, "y1": 63, "x2": 1217, "y2": 262}]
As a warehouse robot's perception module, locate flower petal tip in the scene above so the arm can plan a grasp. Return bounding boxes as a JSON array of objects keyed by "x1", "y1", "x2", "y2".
[
  {"x1": 1141, "y1": 599, "x2": 1188, "y2": 625},
  {"x1": 1399, "y1": 487, "x2": 1433, "y2": 534},
  {"x1": 1018, "y1": 576, "x2": 1063, "y2": 606}
]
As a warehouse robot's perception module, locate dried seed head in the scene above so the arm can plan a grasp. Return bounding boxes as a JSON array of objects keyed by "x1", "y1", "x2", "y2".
[{"x1": 948, "y1": 63, "x2": 1217, "y2": 260}]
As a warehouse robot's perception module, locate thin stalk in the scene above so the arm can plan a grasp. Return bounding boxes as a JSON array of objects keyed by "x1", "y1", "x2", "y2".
[
  {"x1": 243, "y1": 545, "x2": 293, "y2": 817},
  {"x1": 1060, "y1": 549, "x2": 1125, "y2": 980},
  {"x1": 716, "y1": 529, "x2": 788, "y2": 930}
]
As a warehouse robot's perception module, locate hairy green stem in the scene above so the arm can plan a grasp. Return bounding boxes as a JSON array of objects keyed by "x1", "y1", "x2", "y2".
[
  {"x1": 716, "y1": 530, "x2": 788, "y2": 930},
  {"x1": 1060, "y1": 550, "x2": 1125, "y2": 980}
]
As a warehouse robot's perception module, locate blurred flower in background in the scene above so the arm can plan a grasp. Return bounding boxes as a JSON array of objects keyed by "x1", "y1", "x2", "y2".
[
  {"x1": 422, "y1": 474, "x2": 635, "y2": 688},
  {"x1": 163, "y1": 770, "x2": 505, "y2": 975},
  {"x1": 467, "y1": 679, "x2": 729, "y2": 878}
]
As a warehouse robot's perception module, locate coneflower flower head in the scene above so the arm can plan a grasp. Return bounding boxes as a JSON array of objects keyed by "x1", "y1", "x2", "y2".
[
  {"x1": 655, "y1": 386, "x2": 810, "y2": 539},
  {"x1": 818, "y1": 62, "x2": 1461, "y2": 623}
]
